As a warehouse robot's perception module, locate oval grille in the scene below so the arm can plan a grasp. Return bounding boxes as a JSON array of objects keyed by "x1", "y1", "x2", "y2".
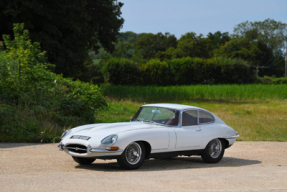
[{"x1": 66, "y1": 144, "x2": 87, "y2": 154}]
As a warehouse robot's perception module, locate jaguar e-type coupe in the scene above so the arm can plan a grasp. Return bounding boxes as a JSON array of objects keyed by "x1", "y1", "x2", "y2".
[{"x1": 58, "y1": 103, "x2": 239, "y2": 169}]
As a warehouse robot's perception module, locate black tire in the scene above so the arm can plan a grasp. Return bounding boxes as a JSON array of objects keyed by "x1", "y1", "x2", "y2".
[
  {"x1": 201, "y1": 139, "x2": 225, "y2": 163},
  {"x1": 117, "y1": 142, "x2": 146, "y2": 170},
  {"x1": 72, "y1": 156, "x2": 96, "y2": 165}
]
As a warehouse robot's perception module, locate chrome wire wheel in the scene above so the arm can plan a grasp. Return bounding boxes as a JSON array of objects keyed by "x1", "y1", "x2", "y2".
[
  {"x1": 125, "y1": 142, "x2": 142, "y2": 165},
  {"x1": 208, "y1": 139, "x2": 222, "y2": 158}
]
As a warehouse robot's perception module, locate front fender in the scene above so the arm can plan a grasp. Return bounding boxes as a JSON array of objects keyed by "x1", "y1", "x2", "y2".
[{"x1": 115, "y1": 128, "x2": 169, "y2": 151}]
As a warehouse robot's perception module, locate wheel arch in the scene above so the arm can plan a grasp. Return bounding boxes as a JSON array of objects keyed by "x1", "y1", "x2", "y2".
[
  {"x1": 135, "y1": 140, "x2": 151, "y2": 159},
  {"x1": 218, "y1": 138, "x2": 229, "y2": 149},
  {"x1": 204, "y1": 138, "x2": 229, "y2": 149}
]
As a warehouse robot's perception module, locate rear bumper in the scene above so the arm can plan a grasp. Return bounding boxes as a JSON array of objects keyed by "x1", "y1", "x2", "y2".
[{"x1": 223, "y1": 135, "x2": 240, "y2": 139}]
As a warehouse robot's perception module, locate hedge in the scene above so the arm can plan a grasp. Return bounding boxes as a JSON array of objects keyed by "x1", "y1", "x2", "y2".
[{"x1": 102, "y1": 57, "x2": 256, "y2": 85}]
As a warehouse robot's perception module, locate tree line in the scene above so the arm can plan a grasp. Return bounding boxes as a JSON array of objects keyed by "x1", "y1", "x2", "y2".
[
  {"x1": 0, "y1": 1, "x2": 286, "y2": 85},
  {"x1": 99, "y1": 18, "x2": 286, "y2": 85}
]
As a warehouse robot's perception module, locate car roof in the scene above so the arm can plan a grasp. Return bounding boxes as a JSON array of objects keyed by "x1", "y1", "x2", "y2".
[{"x1": 142, "y1": 103, "x2": 201, "y2": 110}]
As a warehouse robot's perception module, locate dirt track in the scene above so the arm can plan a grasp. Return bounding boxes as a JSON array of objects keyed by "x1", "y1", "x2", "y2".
[{"x1": 0, "y1": 142, "x2": 287, "y2": 192}]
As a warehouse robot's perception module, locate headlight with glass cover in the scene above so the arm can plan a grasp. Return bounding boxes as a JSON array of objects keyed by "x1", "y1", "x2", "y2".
[
  {"x1": 101, "y1": 135, "x2": 118, "y2": 145},
  {"x1": 61, "y1": 129, "x2": 72, "y2": 140}
]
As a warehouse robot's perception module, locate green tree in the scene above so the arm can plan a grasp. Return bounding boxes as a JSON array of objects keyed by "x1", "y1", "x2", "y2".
[
  {"x1": 232, "y1": 19, "x2": 287, "y2": 76},
  {"x1": 217, "y1": 36, "x2": 285, "y2": 76},
  {"x1": 207, "y1": 31, "x2": 230, "y2": 57},
  {"x1": 134, "y1": 32, "x2": 177, "y2": 59},
  {"x1": 117, "y1": 31, "x2": 146, "y2": 44},
  {"x1": 176, "y1": 32, "x2": 212, "y2": 58},
  {"x1": 207, "y1": 31, "x2": 230, "y2": 49},
  {"x1": 233, "y1": 18, "x2": 287, "y2": 52},
  {"x1": 0, "y1": 0, "x2": 124, "y2": 79}
]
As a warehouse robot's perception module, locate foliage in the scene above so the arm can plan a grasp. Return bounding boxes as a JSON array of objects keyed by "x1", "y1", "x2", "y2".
[
  {"x1": 0, "y1": 24, "x2": 107, "y2": 142},
  {"x1": 134, "y1": 32, "x2": 177, "y2": 59},
  {"x1": 0, "y1": 0, "x2": 124, "y2": 79},
  {"x1": 141, "y1": 59, "x2": 173, "y2": 86},
  {"x1": 92, "y1": 32, "x2": 146, "y2": 60},
  {"x1": 218, "y1": 38, "x2": 272, "y2": 66},
  {"x1": 207, "y1": 31, "x2": 231, "y2": 56},
  {"x1": 257, "y1": 76, "x2": 287, "y2": 84},
  {"x1": 154, "y1": 32, "x2": 215, "y2": 60},
  {"x1": 175, "y1": 32, "x2": 212, "y2": 58},
  {"x1": 102, "y1": 58, "x2": 142, "y2": 85},
  {"x1": 218, "y1": 36, "x2": 285, "y2": 77},
  {"x1": 117, "y1": 31, "x2": 146, "y2": 44},
  {"x1": 207, "y1": 31, "x2": 231, "y2": 50},
  {"x1": 168, "y1": 57, "x2": 255, "y2": 85},
  {"x1": 102, "y1": 57, "x2": 255, "y2": 86},
  {"x1": 233, "y1": 18, "x2": 287, "y2": 52}
]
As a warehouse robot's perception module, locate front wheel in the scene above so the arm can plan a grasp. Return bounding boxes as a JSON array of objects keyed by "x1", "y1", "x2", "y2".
[
  {"x1": 117, "y1": 142, "x2": 146, "y2": 170},
  {"x1": 72, "y1": 156, "x2": 96, "y2": 165},
  {"x1": 201, "y1": 139, "x2": 225, "y2": 163}
]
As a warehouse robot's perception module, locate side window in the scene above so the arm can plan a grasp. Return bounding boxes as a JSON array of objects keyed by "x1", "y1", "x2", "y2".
[
  {"x1": 199, "y1": 111, "x2": 214, "y2": 124},
  {"x1": 182, "y1": 110, "x2": 198, "y2": 126}
]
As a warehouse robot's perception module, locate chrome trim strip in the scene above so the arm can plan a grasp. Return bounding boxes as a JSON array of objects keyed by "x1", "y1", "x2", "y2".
[
  {"x1": 90, "y1": 149, "x2": 123, "y2": 153},
  {"x1": 223, "y1": 135, "x2": 240, "y2": 139}
]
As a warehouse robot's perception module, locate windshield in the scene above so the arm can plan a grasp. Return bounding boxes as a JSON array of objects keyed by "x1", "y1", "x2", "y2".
[{"x1": 131, "y1": 107, "x2": 179, "y2": 126}]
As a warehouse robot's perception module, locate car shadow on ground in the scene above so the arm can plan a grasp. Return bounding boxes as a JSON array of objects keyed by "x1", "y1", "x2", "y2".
[{"x1": 75, "y1": 156, "x2": 262, "y2": 172}]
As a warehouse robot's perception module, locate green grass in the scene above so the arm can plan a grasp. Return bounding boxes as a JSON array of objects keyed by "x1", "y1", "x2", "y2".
[
  {"x1": 101, "y1": 84, "x2": 287, "y2": 101},
  {"x1": 96, "y1": 98, "x2": 287, "y2": 141},
  {"x1": 99, "y1": 84, "x2": 287, "y2": 141}
]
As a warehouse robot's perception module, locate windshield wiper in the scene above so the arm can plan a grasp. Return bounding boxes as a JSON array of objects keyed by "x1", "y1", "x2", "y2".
[
  {"x1": 135, "y1": 118, "x2": 156, "y2": 124},
  {"x1": 143, "y1": 120, "x2": 155, "y2": 124}
]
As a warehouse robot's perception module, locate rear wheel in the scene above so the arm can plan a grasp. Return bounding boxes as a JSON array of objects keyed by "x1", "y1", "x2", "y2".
[
  {"x1": 72, "y1": 156, "x2": 96, "y2": 165},
  {"x1": 117, "y1": 142, "x2": 146, "y2": 170},
  {"x1": 201, "y1": 139, "x2": 225, "y2": 163}
]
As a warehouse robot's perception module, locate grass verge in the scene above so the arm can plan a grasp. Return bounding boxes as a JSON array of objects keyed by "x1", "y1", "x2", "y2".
[{"x1": 96, "y1": 98, "x2": 287, "y2": 141}]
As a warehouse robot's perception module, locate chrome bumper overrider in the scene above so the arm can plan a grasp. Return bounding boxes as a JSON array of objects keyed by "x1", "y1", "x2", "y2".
[{"x1": 58, "y1": 142, "x2": 123, "y2": 154}]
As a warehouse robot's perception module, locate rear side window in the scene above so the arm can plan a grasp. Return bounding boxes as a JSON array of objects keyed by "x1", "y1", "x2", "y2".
[
  {"x1": 199, "y1": 111, "x2": 214, "y2": 124},
  {"x1": 182, "y1": 110, "x2": 198, "y2": 126}
]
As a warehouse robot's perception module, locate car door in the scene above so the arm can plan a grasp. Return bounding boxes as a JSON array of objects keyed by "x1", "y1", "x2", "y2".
[{"x1": 175, "y1": 110, "x2": 202, "y2": 149}]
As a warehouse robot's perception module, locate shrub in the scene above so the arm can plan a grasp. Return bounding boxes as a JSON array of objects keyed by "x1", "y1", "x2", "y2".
[
  {"x1": 0, "y1": 24, "x2": 107, "y2": 142},
  {"x1": 141, "y1": 59, "x2": 173, "y2": 86},
  {"x1": 258, "y1": 76, "x2": 287, "y2": 84},
  {"x1": 103, "y1": 57, "x2": 256, "y2": 86},
  {"x1": 102, "y1": 58, "x2": 142, "y2": 85},
  {"x1": 167, "y1": 57, "x2": 255, "y2": 85}
]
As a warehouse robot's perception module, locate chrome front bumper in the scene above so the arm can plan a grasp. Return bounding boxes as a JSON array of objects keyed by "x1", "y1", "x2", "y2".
[{"x1": 58, "y1": 142, "x2": 123, "y2": 157}]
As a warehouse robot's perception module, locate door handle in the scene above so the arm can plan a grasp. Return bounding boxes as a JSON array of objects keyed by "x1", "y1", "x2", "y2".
[{"x1": 196, "y1": 128, "x2": 201, "y2": 132}]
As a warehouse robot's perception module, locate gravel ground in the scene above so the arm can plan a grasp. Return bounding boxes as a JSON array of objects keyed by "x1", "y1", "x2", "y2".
[{"x1": 0, "y1": 142, "x2": 287, "y2": 192}]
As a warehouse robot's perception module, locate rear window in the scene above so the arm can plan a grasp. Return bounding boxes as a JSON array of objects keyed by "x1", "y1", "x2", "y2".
[
  {"x1": 182, "y1": 110, "x2": 198, "y2": 126},
  {"x1": 199, "y1": 111, "x2": 214, "y2": 124}
]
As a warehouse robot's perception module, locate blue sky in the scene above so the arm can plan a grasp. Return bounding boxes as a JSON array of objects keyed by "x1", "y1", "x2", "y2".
[{"x1": 119, "y1": 0, "x2": 287, "y2": 38}]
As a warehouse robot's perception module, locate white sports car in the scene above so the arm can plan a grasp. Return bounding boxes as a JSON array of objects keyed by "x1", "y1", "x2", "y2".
[{"x1": 59, "y1": 103, "x2": 239, "y2": 169}]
